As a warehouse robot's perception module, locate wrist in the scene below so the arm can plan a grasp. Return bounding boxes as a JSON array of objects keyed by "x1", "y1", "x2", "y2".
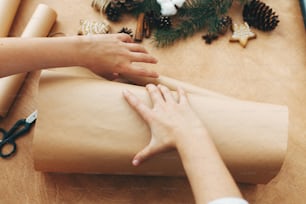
[
  {"x1": 175, "y1": 127, "x2": 210, "y2": 149},
  {"x1": 41, "y1": 36, "x2": 82, "y2": 68},
  {"x1": 67, "y1": 36, "x2": 86, "y2": 67}
]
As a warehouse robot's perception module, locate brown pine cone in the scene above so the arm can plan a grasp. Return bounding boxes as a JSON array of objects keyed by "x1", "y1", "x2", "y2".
[{"x1": 243, "y1": 0, "x2": 279, "y2": 31}]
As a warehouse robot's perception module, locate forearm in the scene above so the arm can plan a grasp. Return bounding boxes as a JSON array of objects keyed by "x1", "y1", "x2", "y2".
[
  {"x1": 0, "y1": 35, "x2": 158, "y2": 78},
  {"x1": 0, "y1": 37, "x2": 79, "y2": 77},
  {"x1": 176, "y1": 130, "x2": 242, "y2": 204}
]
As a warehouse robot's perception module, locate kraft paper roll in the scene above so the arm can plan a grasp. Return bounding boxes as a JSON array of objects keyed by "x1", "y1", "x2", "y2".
[
  {"x1": 33, "y1": 70, "x2": 288, "y2": 184},
  {"x1": 0, "y1": 0, "x2": 20, "y2": 37},
  {"x1": 0, "y1": 4, "x2": 57, "y2": 118}
]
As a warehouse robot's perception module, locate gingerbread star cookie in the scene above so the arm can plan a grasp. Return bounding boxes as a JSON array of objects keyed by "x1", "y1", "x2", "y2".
[{"x1": 230, "y1": 22, "x2": 256, "y2": 48}]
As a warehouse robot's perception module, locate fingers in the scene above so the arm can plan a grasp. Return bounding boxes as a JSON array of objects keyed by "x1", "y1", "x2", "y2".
[
  {"x1": 117, "y1": 33, "x2": 133, "y2": 43},
  {"x1": 102, "y1": 72, "x2": 119, "y2": 81},
  {"x1": 177, "y1": 87, "x2": 188, "y2": 104},
  {"x1": 130, "y1": 52, "x2": 158, "y2": 64},
  {"x1": 123, "y1": 64, "x2": 159, "y2": 78},
  {"x1": 122, "y1": 89, "x2": 152, "y2": 123},
  {"x1": 126, "y1": 43, "x2": 148, "y2": 53},
  {"x1": 146, "y1": 84, "x2": 164, "y2": 104},
  {"x1": 158, "y1": 85, "x2": 175, "y2": 103},
  {"x1": 132, "y1": 142, "x2": 158, "y2": 166}
]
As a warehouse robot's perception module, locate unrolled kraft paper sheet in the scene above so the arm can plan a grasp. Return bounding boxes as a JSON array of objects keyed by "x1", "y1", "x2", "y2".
[
  {"x1": 33, "y1": 69, "x2": 288, "y2": 184},
  {"x1": 0, "y1": 3, "x2": 57, "y2": 118}
]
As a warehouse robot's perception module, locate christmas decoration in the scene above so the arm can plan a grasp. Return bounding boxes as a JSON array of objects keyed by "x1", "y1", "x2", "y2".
[
  {"x1": 202, "y1": 15, "x2": 232, "y2": 44},
  {"x1": 135, "y1": 13, "x2": 145, "y2": 41},
  {"x1": 243, "y1": 0, "x2": 279, "y2": 31},
  {"x1": 217, "y1": 16, "x2": 232, "y2": 34},
  {"x1": 90, "y1": 0, "x2": 278, "y2": 47},
  {"x1": 105, "y1": 5, "x2": 121, "y2": 21},
  {"x1": 142, "y1": 11, "x2": 160, "y2": 38},
  {"x1": 93, "y1": 0, "x2": 144, "y2": 21},
  {"x1": 118, "y1": 27, "x2": 133, "y2": 37},
  {"x1": 109, "y1": 0, "x2": 144, "y2": 11},
  {"x1": 156, "y1": 0, "x2": 186, "y2": 16},
  {"x1": 229, "y1": 22, "x2": 256, "y2": 47},
  {"x1": 158, "y1": 16, "x2": 172, "y2": 29},
  {"x1": 78, "y1": 19, "x2": 110, "y2": 35},
  {"x1": 152, "y1": 0, "x2": 236, "y2": 47},
  {"x1": 202, "y1": 33, "x2": 219, "y2": 44},
  {"x1": 144, "y1": 11, "x2": 159, "y2": 29}
]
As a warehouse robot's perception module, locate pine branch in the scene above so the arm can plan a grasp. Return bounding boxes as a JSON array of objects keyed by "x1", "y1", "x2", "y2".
[
  {"x1": 154, "y1": 14, "x2": 219, "y2": 47},
  {"x1": 131, "y1": 0, "x2": 161, "y2": 15},
  {"x1": 154, "y1": 0, "x2": 233, "y2": 47},
  {"x1": 236, "y1": 0, "x2": 251, "y2": 5}
]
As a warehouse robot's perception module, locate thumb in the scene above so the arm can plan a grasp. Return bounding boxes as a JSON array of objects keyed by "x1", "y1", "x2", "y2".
[{"x1": 132, "y1": 141, "x2": 159, "y2": 166}]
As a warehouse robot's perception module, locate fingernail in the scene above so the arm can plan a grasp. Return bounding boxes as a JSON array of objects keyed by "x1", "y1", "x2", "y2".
[{"x1": 132, "y1": 159, "x2": 139, "y2": 166}]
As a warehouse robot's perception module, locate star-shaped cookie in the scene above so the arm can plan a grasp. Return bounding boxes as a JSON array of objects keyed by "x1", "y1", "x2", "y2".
[{"x1": 230, "y1": 22, "x2": 256, "y2": 48}]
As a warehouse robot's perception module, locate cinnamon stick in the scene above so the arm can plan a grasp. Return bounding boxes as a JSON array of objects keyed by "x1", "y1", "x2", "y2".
[{"x1": 134, "y1": 13, "x2": 145, "y2": 42}]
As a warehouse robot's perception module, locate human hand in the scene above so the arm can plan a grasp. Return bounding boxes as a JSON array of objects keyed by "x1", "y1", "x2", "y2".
[
  {"x1": 78, "y1": 34, "x2": 158, "y2": 79},
  {"x1": 122, "y1": 84, "x2": 207, "y2": 166}
]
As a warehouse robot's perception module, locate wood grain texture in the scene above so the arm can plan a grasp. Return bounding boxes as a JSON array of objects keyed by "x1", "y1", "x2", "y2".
[{"x1": 0, "y1": 0, "x2": 305, "y2": 203}]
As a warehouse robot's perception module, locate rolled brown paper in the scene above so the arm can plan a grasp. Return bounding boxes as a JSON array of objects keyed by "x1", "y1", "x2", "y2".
[
  {"x1": 33, "y1": 69, "x2": 288, "y2": 184},
  {"x1": 0, "y1": 0, "x2": 20, "y2": 37},
  {"x1": 0, "y1": 4, "x2": 57, "y2": 118}
]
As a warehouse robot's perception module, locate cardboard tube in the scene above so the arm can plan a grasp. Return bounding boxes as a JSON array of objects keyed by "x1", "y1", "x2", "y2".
[
  {"x1": 0, "y1": 4, "x2": 57, "y2": 118},
  {"x1": 0, "y1": 0, "x2": 20, "y2": 37}
]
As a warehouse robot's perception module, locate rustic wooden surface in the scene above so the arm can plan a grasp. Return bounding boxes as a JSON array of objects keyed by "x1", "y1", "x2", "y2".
[{"x1": 0, "y1": 0, "x2": 305, "y2": 203}]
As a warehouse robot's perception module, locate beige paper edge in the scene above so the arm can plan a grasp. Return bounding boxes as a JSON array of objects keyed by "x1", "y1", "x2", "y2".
[
  {"x1": 33, "y1": 70, "x2": 288, "y2": 184},
  {"x1": 0, "y1": 4, "x2": 57, "y2": 118}
]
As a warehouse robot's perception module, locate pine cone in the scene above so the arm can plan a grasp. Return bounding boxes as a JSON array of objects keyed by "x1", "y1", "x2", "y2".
[
  {"x1": 158, "y1": 16, "x2": 172, "y2": 29},
  {"x1": 216, "y1": 16, "x2": 232, "y2": 34},
  {"x1": 110, "y1": 0, "x2": 143, "y2": 11},
  {"x1": 105, "y1": 5, "x2": 121, "y2": 21},
  {"x1": 243, "y1": 0, "x2": 279, "y2": 31}
]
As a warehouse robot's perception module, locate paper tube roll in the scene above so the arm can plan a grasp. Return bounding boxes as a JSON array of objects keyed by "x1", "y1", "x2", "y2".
[
  {"x1": 0, "y1": 4, "x2": 57, "y2": 118},
  {"x1": 34, "y1": 70, "x2": 288, "y2": 184},
  {"x1": 0, "y1": 0, "x2": 20, "y2": 37},
  {"x1": 21, "y1": 4, "x2": 57, "y2": 38}
]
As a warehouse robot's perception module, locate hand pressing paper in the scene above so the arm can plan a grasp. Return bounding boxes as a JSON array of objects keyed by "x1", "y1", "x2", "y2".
[{"x1": 33, "y1": 69, "x2": 288, "y2": 184}]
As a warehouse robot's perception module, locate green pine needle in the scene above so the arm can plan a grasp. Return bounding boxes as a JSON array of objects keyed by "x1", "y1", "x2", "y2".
[
  {"x1": 131, "y1": 0, "x2": 249, "y2": 47},
  {"x1": 153, "y1": 0, "x2": 234, "y2": 47}
]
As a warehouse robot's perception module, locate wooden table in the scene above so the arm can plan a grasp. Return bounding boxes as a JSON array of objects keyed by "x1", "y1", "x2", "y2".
[{"x1": 0, "y1": 0, "x2": 305, "y2": 203}]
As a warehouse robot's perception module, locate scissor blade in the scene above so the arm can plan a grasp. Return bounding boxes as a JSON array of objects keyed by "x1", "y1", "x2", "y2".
[{"x1": 25, "y1": 110, "x2": 38, "y2": 124}]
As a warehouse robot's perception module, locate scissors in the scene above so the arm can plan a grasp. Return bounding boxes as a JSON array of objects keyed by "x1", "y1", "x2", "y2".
[{"x1": 0, "y1": 110, "x2": 38, "y2": 158}]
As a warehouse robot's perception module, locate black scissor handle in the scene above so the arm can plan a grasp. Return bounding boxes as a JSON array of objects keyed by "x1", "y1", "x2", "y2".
[
  {"x1": 0, "y1": 140, "x2": 17, "y2": 158},
  {"x1": 0, "y1": 128, "x2": 17, "y2": 158},
  {"x1": 0, "y1": 120, "x2": 27, "y2": 159},
  {"x1": 7, "y1": 119, "x2": 27, "y2": 137}
]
